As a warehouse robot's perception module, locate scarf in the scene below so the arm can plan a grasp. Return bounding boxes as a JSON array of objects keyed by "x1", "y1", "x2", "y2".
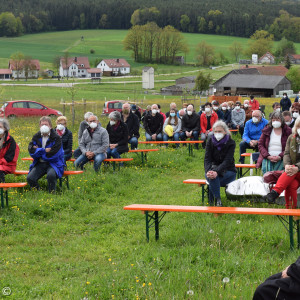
[
  {"x1": 113, "y1": 121, "x2": 120, "y2": 131},
  {"x1": 212, "y1": 134, "x2": 230, "y2": 151},
  {"x1": 56, "y1": 128, "x2": 65, "y2": 137}
]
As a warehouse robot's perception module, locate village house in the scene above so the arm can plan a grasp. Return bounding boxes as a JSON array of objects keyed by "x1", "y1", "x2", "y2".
[
  {"x1": 258, "y1": 52, "x2": 275, "y2": 64},
  {"x1": 287, "y1": 54, "x2": 300, "y2": 64},
  {"x1": 8, "y1": 59, "x2": 40, "y2": 79},
  {"x1": 0, "y1": 69, "x2": 12, "y2": 80},
  {"x1": 96, "y1": 59, "x2": 130, "y2": 76}
]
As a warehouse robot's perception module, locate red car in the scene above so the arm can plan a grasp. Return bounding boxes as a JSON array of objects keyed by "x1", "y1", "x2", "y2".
[
  {"x1": 102, "y1": 100, "x2": 144, "y2": 115},
  {"x1": 0, "y1": 100, "x2": 63, "y2": 118}
]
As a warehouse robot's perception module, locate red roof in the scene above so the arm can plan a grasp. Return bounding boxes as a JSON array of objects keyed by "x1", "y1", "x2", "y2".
[
  {"x1": 0, "y1": 69, "x2": 12, "y2": 75},
  {"x1": 241, "y1": 65, "x2": 288, "y2": 76},
  {"x1": 87, "y1": 68, "x2": 102, "y2": 73},
  {"x1": 102, "y1": 59, "x2": 130, "y2": 68},
  {"x1": 9, "y1": 59, "x2": 40, "y2": 70},
  {"x1": 291, "y1": 54, "x2": 300, "y2": 59},
  {"x1": 60, "y1": 57, "x2": 90, "y2": 69}
]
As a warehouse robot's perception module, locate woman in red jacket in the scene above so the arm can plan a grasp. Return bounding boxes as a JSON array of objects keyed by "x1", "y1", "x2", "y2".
[
  {"x1": 200, "y1": 102, "x2": 218, "y2": 145},
  {"x1": 0, "y1": 118, "x2": 19, "y2": 182},
  {"x1": 256, "y1": 111, "x2": 292, "y2": 174}
]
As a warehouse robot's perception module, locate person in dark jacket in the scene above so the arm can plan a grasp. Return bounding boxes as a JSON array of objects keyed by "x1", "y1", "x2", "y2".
[
  {"x1": 55, "y1": 116, "x2": 73, "y2": 162},
  {"x1": 200, "y1": 102, "x2": 218, "y2": 146},
  {"x1": 73, "y1": 112, "x2": 94, "y2": 159},
  {"x1": 211, "y1": 100, "x2": 224, "y2": 120},
  {"x1": 165, "y1": 102, "x2": 177, "y2": 118},
  {"x1": 204, "y1": 120, "x2": 236, "y2": 207},
  {"x1": 282, "y1": 111, "x2": 295, "y2": 128},
  {"x1": 121, "y1": 103, "x2": 140, "y2": 150},
  {"x1": 27, "y1": 116, "x2": 64, "y2": 193},
  {"x1": 220, "y1": 102, "x2": 231, "y2": 126},
  {"x1": 131, "y1": 104, "x2": 141, "y2": 122},
  {"x1": 280, "y1": 92, "x2": 292, "y2": 112},
  {"x1": 256, "y1": 111, "x2": 292, "y2": 174},
  {"x1": 0, "y1": 118, "x2": 19, "y2": 182},
  {"x1": 144, "y1": 104, "x2": 164, "y2": 141},
  {"x1": 253, "y1": 256, "x2": 300, "y2": 300},
  {"x1": 106, "y1": 111, "x2": 129, "y2": 158},
  {"x1": 180, "y1": 104, "x2": 200, "y2": 143}
]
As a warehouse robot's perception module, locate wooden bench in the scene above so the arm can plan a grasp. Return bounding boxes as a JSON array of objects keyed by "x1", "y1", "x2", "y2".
[
  {"x1": 124, "y1": 204, "x2": 300, "y2": 250},
  {"x1": 13, "y1": 169, "x2": 83, "y2": 190},
  {"x1": 128, "y1": 149, "x2": 159, "y2": 164},
  {"x1": 183, "y1": 179, "x2": 208, "y2": 204},
  {"x1": 139, "y1": 141, "x2": 203, "y2": 156},
  {"x1": 235, "y1": 164, "x2": 257, "y2": 178},
  {"x1": 0, "y1": 182, "x2": 27, "y2": 208}
]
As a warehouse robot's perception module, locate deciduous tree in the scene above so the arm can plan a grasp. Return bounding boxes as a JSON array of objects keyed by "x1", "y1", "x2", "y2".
[{"x1": 195, "y1": 41, "x2": 215, "y2": 66}]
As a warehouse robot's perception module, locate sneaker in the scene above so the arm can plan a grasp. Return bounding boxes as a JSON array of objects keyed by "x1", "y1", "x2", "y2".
[
  {"x1": 264, "y1": 190, "x2": 279, "y2": 204},
  {"x1": 216, "y1": 199, "x2": 222, "y2": 207}
]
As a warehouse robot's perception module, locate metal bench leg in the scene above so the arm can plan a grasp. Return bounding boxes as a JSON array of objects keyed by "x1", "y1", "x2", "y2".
[
  {"x1": 145, "y1": 153, "x2": 147, "y2": 162},
  {"x1": 66, "y1": 176, "x2": 70, "y2": 189},
  {"x1": 155, "y1": 211, "x2": 159, "y2": 241},
  {"x1": 0, "y1": 188, "x2": 3, "y2": 209},
  {"x1": 5, "y1": 190, "x2": 8, "y2": 207},
  {"x1": 141, "y1": 152, "x2": 144, "y2": 164},
  {"x1": 297, "y1": 219, "x2": 300, "y2": 249},
  {"x1": 201, "y1": 185, "x2": 205, "y2": 205},
  {"x1": 289, "y1": 216, "x2": 294, "y2": 250},
  {"x1": 145, "y1": 211, "x2": 149, "y2": 242},
  {"x1": 59, "y1": 178, "x2": 63, "y2": 188}
]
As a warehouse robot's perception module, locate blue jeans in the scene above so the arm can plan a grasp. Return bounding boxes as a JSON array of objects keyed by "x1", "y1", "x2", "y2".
[
  {"x1": 179, "y1": 130, "x2": 199, "y2": 141},
  {"x1": 205, "y1": 170, "x2": 236, "y2": 201},
  {"x1": 163, "y1": 133, "x2": 180, "y2": 147},
  {"x1": 73, "y1": 147, "x2": 82, "y2": 159},
  {"x1": 74, "y1": 153, "x2": 106, "y2": 172},
  {"x1": 145, "y1": 133, "x2": 163, "y2": 141},
  {"x1": 128, "y1": 137, "x2": 138, "y2": 150},
  {"x1": 239, "y1": 141, "x2": 258, "y2": 163},
  {"x1": 107, "y1": 148, "x2": 121, "y2": 159}
]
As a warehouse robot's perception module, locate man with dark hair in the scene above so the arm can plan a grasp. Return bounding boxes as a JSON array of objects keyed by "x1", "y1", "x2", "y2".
[
  {"x1": 269, "y1": 102, "x2": 280, "y2": 118},
  {"x1": 211, "y1": 100, "x2": 223, "y2": 120},
  {"x1": 282, "y1": 111, "x2": 294, "y2": 128},
  {"x1": 280, "y1": 92, "x2": 292, "y2": 112},
  {"x1": 249, "y1": 95, "x2": 259, "y2": 111}
]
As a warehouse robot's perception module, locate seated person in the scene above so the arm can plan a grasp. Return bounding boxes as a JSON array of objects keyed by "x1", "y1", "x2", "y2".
[
  {"x1": 55, "y1": 116, "x2": 73, "y2": 162},
  {"x1": 157, "y1": 104, "x2": 166, "y2": 122},
  {"x1": 204, "y1": 120, "x2": 236, "y2": 207},
  {"x1": 265, "y1": 118, "x2": 300, "y2": 209},
  {"x1": 165, "y1": 102, "x2": 177, "y2": 118},
  {"x1": 243, "y1": 99, "x2": 252, "y2": 123},
  {"x1": 200, "y1": 102, "x2": 218, "y2": 144},
  {"x1": 256, "y1": 111, "x2": 292, "y2": 174},
  {"x1": 163, "y1": 108, "x2": 182, "y2": 147},
  {"x1": 231, "y1": 101, "x2": 245, "y2": 135},
  {"x1": 0, "y1": 118, "x2": 19, "y2": 182},
  {"x1": 221, "y1": 102, "x2": 231, "y2": 126},
  {"x1": 178, "y1": 109, "x2": 186, "y2": 119},
  {"x1": 131, "y1": 105, "x2": 141, "y2": 122},
  {"x1": 295, "y1": 90, "x2": 300, "y2": 103},
  {"x1": 291, "y1": 102, "x2": 300, "y2": 119},
  {"x1": 106, "y1": 111, "x2": 129, "y2": 158},
  {"x1": 227, "y1": 101, "x2": 234, "y2": 111},
  {"x1": 74, "y1": 115, "x2": 109, "y2": 172},
  {"x1": 142, "y1": 105, "x2": 151, "y2": 122},
  {"x1": 180, "y1": 104, "x2": 200, "y2": 145},
  {"x1": 249, "y1": 95, "x2": 259, "y2": 111},
  {"x1": 211, "y1": 100, "x2": 223, "y2": 120},
  {"x1": 280, "y1": 92, "x2": 292, "y2": 112},
  {"x1": 283, "y1": 111, "x2": 295, "y2": 128},
  {"x1": 27, "y1": 116, "x2": 64, "y2": 193},
  {"x1": 144, "y1": 104, "x2": 164, "y2": 141},
  {"x1": 253, "y1": 256, "x2": 300, "y2": 300},
  {"x1": 73, "y1": 112, "x2": 94, "y2": 159},
  {"x1": 239, "y1": 110, "x2": 268, "y2": 163},
  {"x1": 269, "y1": 102, "x2": 280, "y2": 118},
  {"x1": 121, "y1": 103, "x2": 140, "y2": 150}
]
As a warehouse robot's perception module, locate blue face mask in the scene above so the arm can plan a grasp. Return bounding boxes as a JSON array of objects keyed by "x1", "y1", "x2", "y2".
[{"x1": 170, "y1": 112, "x2": 176, "y2": 117}]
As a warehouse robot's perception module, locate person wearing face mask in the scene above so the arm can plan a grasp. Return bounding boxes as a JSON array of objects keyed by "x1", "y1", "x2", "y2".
[
  {"x1": 55, "y1": 116, "x2": 73, "y2": 162},
  {"x1": 204, "y1": 121, "x2": 236, "y2": 207},
  {"x1": 221, "y1": 102, "x2": 231, "y2": 126},
  {"x1": 265, "y1": 117, "x2": 300, "y2": 209},
  {"x1": 294, "y1": 91, "x2": 300, "y2": 103},
  {"x1": 106, "y1": 111, "x2": 129, "y2": 159},
  {"x1": 211, "y1": 100, "x2": 223, "y2": 120},
  {"x1": 0, "y1": 118, "x2": 19, "y2": 182},
  {"x1": 131, "y1": 105, "x2": 141, "y2": 123},
  {"x1": 249, "y1": 95, "x2": 259, "y2": 111},
  {"x1": 163, "y1": 108, "x2": 182, "y2": 147},
  {"x1": 27, "y1": 116, "x2": 64, "y2": 193},
  {"x1": 256, "y1": 112, "x2": 292, "y2": 174},
  {"x1": 239, "y1": 110, "x2": 268, "y2": 163},
  {"x1": 200, "y1": 102, "x2": 218, "y2": 146},
  {"x1": 243, "y1": 100, "x2": 252, "y2": 123},
  {"x1": 73, "y1": 112, "x2": 94, "y2": 159},
  {"x1": 121, "y1": 103, "x2": 140, "y2": 150},
  {"x1": 269, "y1": 102, "x2": 281, "y2": 119},
  {"x1": 144, "y1": 104, "x2": 164, "y2": 141},
  {"x1": 165, "y1": 102, "x2": 178, "y2": 118},
  {"x1": 231, "y1": 101, "x2": 245, "y2": 136},
  {"x1": 280, "y1": 93, "x2": 292, "y2": 112},
  {"x1": 291, "y1": 102, "x2": 300, "y2": 120},
  {"x1": 180, "y1": 104, "x2": 200, "y2": 147},
  {"x1": 74, "y1": 115, "x2": 109, "y2": 172},
  {"x1": 282, "y1": 111, "x2": 295, "y2": 128}
]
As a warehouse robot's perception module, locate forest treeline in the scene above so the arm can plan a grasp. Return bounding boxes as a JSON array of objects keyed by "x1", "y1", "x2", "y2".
[{"x1": 0, "y1": 0, "x2": 299, "y2": 42}]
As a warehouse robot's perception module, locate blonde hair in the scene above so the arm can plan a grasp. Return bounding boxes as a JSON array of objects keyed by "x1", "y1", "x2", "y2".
[
  {"x1": 56, "y1": 116, "x2": 67, "y2": 124},
  {"x1": 292, "y1": 116, "x2": 300, "y2": 135}
]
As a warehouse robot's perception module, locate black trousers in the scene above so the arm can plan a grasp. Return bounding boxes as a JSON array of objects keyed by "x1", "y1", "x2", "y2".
[
  {"x1": 27, "y1": 162, "x2": 57, "y2": 193},
  {"x1": 253, "y1": 272, "x2": 300, "y2": 300}
]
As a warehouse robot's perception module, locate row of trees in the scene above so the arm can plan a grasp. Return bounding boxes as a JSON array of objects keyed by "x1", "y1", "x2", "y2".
[
  {"x1": 123, "y1": 23, "x2": 188, "y2": 64},
  {"x1": 0, "y1": 0, "x2": 299, "y2": 41}
]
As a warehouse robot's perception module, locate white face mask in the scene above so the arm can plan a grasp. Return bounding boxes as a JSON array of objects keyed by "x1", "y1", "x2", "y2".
[
  {"x1": 275, "y1": 108, "x2": 280, "y2": 112},
  {"x1": 251, "y1": 99, "x2": 254, "y2": 102},
  {"x1": 297, "y1": 128, "x2": 300, "y2": 136},
  {"x1": 40, "y1": 125, "x2": 50, "y2": 135},
  {"x1": 152, "y1": 109, "x2": 157, "y2": 115},
  {"x1": 235, "y1": 106, "x2": 240, "y2": 110},
  {"x1": 272, "y1": 121, "x2": 281, "y2": 129},
  {"x1": 187, "y1": 110, "x2": 193, "y2": 116},
  {"x1": 0, "y1": 128, "x2": 4, "y2": 135},
  {"x1": 227, "y1": 107, "x2": 230, "y2": 110},
  {"x1": 222, "y1": 107, "x2": 227, "y2": 111},
  {"x1": 205, "y1": 107, "x2": 211, "y2": 113},
  {"x1": 214, "y1": 132, "x2": 225, "y2": 141},
  {"x1": 244, "y1": 104, "x2": 249, "y2": 108},
  {"x1": 157, "y1": 109, "x2": 160, "y2": 113},
  {"x1": 293, "y1": 112, "x2": 299, "y2": 118},
  {"x1": 285, "y1": 121, "x2": 291, "y2": 126},
  {"x1": 89, "y1": 122, "x2": 97, "y2": 129},
  {"x1": 283, "y1": 96, "x2": 287, "y2": 99},
  {"x1": 57, "y1": 124, "x2": 65, "y2": 131},
  {"x1": 213, "y1": 106, "x2": 218, "y2": 111},
  {"x1": 252, "y1": 117, "x2": 259, "y2": 123},
  {"x1": 110, "y1": 120, "x2": 116, "y2": 126}
]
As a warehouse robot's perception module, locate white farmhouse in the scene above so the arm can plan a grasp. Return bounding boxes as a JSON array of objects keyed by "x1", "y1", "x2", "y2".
[
  {"x1": 258, "y1": 52, "x2": 275, "y2": 64},
  {"x1": 97, "y1": 59, "x2": 130, "y2": 75},
  {"x1": 8, "y1": 59, "x2": 40, "y2": 79}
]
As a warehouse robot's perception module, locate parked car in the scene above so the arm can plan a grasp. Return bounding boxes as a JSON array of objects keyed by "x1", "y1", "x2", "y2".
[
  {"x1": 102, "y1": 100, "x2": 145, "y2": 115},
  {"x1": 0, "y1": 100, "x2": 63, "y2": 118}
]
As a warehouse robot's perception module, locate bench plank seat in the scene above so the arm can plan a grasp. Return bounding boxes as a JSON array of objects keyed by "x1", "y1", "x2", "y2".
[{"x1": 0, "y1": 182, "x2": 27, "y2": 208}]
